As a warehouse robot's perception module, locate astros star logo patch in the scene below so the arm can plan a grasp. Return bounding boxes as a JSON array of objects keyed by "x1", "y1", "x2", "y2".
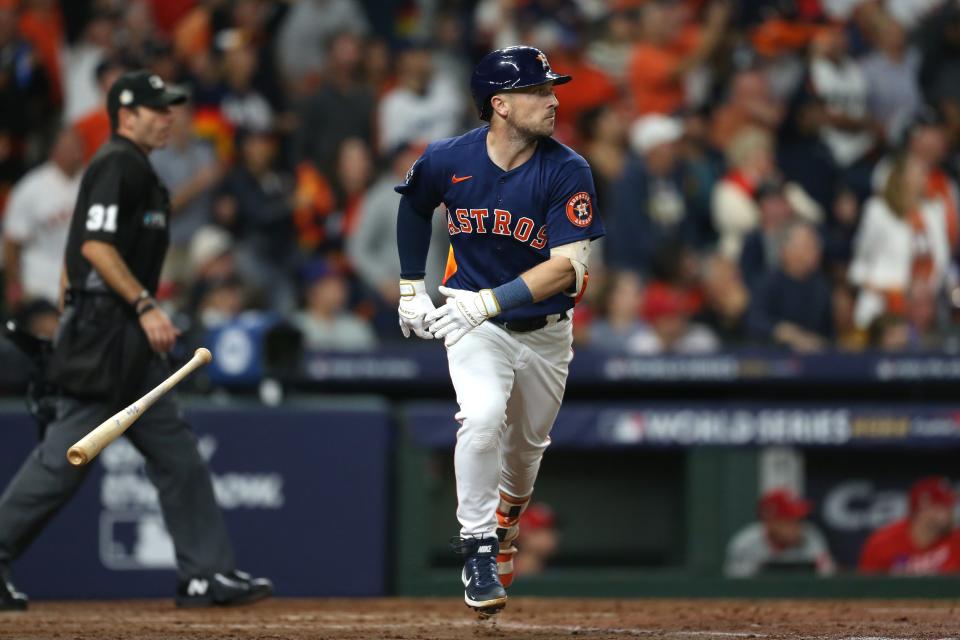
[{"x1": 565, "y1": 192, "x2": 593, "y2": 228}]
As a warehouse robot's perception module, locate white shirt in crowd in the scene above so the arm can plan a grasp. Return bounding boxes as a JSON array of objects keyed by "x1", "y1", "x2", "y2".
[
  {"x1": 3, "y1": 162, "x2": 83, "y2": 304},
  {"x1": 810, "y1": 55, "x2": 874, "y2": 168},
  {"x1": 377, "y1": 76, "x2": 465, "y2": 153},
  {"x1": 3, "y1": 162, "x2": 81, "y2": 304},
  {"x1": 848, "y1": 195, "x2": 950, "y2": 327},
  {"x1": 725, "y1": 522, "x2": 835, "y2": 578}
]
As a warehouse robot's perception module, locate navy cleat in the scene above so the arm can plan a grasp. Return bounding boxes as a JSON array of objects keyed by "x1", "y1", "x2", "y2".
[
  {"x1": 175, "y1": 569, "x2": 273, "y2": 608},
  {"x1": 450, "y1": 536, "x2": 508, "y2": 616}
]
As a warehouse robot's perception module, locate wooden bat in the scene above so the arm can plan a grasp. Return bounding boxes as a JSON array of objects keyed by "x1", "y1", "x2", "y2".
[{"x1": 66, "y1": 347, "x2": 213, "y2": 466}]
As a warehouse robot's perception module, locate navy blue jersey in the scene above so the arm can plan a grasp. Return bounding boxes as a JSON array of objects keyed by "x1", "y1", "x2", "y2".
[{"x1": 396, "y1": 126, "x2": 605, "y2": 321}]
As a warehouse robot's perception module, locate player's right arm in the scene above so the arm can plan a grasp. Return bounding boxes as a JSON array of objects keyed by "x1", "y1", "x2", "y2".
[
  {"x1": 78, "y1": 156, "x2": 178, "y2": 354},
  {"x1": 395, "y1": 150, "x2": 443, "y2": 339}
]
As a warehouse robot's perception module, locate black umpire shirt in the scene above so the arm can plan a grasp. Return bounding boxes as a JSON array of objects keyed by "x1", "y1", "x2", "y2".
[{"x1": 63, "y1": 134, "x2": 170, "y2": 296}]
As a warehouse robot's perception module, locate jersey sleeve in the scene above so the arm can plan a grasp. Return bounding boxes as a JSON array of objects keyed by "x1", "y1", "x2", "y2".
[
  {"x1": 78, "y1": 154, "x2": 130, "y2": 245},
  {"x1": 545, "y1": 162, "x2": 606, "y2": 248},
  {"x1": 393, "y1": 145, "x2": 444, "y2": 215}
]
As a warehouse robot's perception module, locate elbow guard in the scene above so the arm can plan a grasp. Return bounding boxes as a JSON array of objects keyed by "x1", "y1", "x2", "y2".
[{"x1": 551, "y1": 240, "x2": 592, "y2": 299}]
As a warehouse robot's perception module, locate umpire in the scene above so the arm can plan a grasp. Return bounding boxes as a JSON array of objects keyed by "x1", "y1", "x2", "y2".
[{"x1": 0, "y1": 71, "x2": 272, "y2": 610}]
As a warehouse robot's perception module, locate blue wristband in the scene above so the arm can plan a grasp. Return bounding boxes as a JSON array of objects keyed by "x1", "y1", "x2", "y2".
[{"x1": 492, "y1": 276, "x2": 533, "y2": 313}]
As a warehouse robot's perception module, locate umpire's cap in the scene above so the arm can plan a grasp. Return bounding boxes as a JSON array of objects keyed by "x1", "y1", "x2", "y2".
[
  {"x1": 107, "y1": 70, "x2": 187, "y2": 129},
  {"x1": 470, "y1": 46, "x2": 571, "y2": 121}
]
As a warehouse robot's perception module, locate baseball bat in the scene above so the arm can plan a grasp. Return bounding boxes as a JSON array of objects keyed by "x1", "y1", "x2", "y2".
[{"x1": 66, "y1": 347, "x2": 213, "y2": 466}]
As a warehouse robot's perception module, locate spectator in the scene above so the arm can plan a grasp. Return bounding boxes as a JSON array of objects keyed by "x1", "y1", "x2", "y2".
[
  {"x1": 711, "y1": 127, "x2": 778, "y2": 259},
  {"x1": 709, "y1": 69, "x2": 785, "y2": 150},
  {"x1": 873, "y1": 110, "x2": 959, "y2": 251},
  {"x1": 860, "y1": 476, "x2": 960, "y2": 575},
  {"x1": 629, "y1": 284, "x2": 718, "y2": 354},
  {"x1": 808, "y1": 25, "x2": 878, "y2": 172},
  {"x1": 588, "y1": 271, "x2": 648, "y2": 352},
  {"x1": 586, "y1": 6, "x2": 637, "y2": 87},
  {"x1": 3, "y1": 128, "x2": 84, "y2": 310},
  {"x1": 626, "y1": 0, "x2": 730, "y2": 116},
  {"x1": 548, "y1": 42, "x2": 619, "y2": 146},
  {"x1": 861, "y1": 11, "x2": 922, "y2": 145},
  {"x1": 215, "y1": 128, "x2": 300, "y2": 313},
  {"x1": 748, "y1": 221, "x2": 834, "y2": 352},
  {"x1": 377, "y1": 41, "x2": 465, "y2": 154},
  {"x1": 696, "y1": 253, "x2": 750, "y2": 345},
  {"x1": 849, "y1": 154, "x2": 950, "y2": 329},
  {"x1": 345, "y1": 142, "x2": 448, "y2": 309},
  {"x1": 578, "y1": 104, "x2": 628, "y2": 217},
  {"x1": 72, "y1": 58, "x2": 128, "y2": 163},
  {"x1": 739, "y1": 181, "x2": 797, "y2": 292},
  {"x1": 62, "y1": 9, "x2": 120, "y2": 124},
  {"x1": 867, "y1": 313, "x2": 911, "y2": 351},
  {"x1": 713, "y1": 127, "x2": 822, "y2": 260},
  {"x1": 296, "y1": 32, "x2": 375, "y2": 176},
  {"x1": 185, "y1": 225, "x2": 244, "y2": 323},
  {"x1": 513, "y1": 503, "x2": 560, "y2": 579},
  {"x1": 291, "y1": 259, "x2": 376, "y2": 351},
  {"x1": 725, "y1": 488, "x2": 835, "y2": 577},
  {"x1": 0, "y1": 1, "x2": 53, "y2": 184},
  {"x1": 607, "y1": 114, "x2": 695, "y2": 274},
  {"x1": 151, "y1": 100, "x2": 223, "y2": 290},
  {"x1": 220, "y1": 35, "x2": 274, "y2": 134},
  {"x1": 275, "y1": 0, "x2": 369, "y2": 95}
]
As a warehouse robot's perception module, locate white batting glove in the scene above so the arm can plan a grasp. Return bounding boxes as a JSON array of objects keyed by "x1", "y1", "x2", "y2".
[
  {"x1": 398, "y1": 279, "x2": 436, "y2": 339},
  {"x1": 425, "y1": 285, "x2": 500, "y2": 347}
]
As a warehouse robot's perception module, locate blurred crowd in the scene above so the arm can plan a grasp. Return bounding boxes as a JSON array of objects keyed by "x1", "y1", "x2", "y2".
[{"x1": 5, "y1": 0, "x2": 960, "y2": 354}]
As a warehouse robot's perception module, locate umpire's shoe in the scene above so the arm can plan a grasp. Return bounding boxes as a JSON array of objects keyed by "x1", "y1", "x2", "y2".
[
  {"x1": 451, "y1": 536, "x2": 507, "y2": 615},
  {"x1": 175, "y1": 570, "x2": 273, "y2": 608},
  {"x1": 0, "y1": 577, "x2": 27, "y2": 611}
]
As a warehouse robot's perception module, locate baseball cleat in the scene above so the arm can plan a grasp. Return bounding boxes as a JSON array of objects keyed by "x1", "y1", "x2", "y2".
[
  {"x1": 175, "y1": 569, "x2": 273, "y2": 608},
  {"x1": 451, "y1": 536, "x2": 508, "y2": 615},
  {"x1": 0, "y1": 576, "x2": 27, "y2": 612}
]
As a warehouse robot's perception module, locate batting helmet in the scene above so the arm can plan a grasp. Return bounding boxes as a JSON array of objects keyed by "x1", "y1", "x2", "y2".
[{"x1": 470, "y1": 46, "x2": 572, "y2": 121}]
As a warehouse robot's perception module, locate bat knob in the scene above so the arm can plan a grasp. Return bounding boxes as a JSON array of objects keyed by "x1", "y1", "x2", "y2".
[
  {"x1": 195, "y1": 347, "x2": 213, "y2": 364},
  {"x1": 67, "y1": 447, "x2": 88, "y2": 466}
]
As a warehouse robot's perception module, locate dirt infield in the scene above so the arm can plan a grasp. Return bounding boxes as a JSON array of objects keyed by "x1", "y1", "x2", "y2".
[{"x1": 1, "y1": 598, "x2": 957, "y2": 640}]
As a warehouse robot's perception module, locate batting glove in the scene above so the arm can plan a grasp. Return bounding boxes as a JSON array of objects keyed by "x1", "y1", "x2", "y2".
[
  {"x1": 398, "y1": 279, "x2": 436, "y2": 339},
  {"x1": 425, "y1": 286, "x2": 500, "y2": 347}
]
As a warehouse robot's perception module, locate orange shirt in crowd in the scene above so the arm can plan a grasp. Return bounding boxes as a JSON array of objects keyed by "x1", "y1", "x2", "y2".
[
  {"x1": 627, "y1": 26, "x2": 700, "y2": 116},
  {"x1": 18, "y1": 2, "x2": 64, "y2": 106},
  {"x1": 148, "y1": 0, "x2": 196, "y2": 37},
  {"x1": 859, "y1": 519, "x2": 960, "y2": 575},
  {"x1": 550, "y1": 54, "x2": 619, "y2": 146},
  {"x1": 72, "y1": 109, "x2": 111, "y2": 164}
]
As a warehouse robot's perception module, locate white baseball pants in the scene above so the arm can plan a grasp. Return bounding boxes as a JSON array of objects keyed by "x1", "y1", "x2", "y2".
[{"x1": 445, "y1": 313, "x2": 573, "y2": 537}]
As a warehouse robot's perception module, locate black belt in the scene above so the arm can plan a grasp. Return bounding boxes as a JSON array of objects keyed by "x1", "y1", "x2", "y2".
[{"x1": 491, "y1": 313, "x2": 569, "y2": 333}]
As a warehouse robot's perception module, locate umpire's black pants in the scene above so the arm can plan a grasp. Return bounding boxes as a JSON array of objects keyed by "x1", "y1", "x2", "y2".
[{"x1": 0, "y1": 357, "x2": 235, "y2": 581}]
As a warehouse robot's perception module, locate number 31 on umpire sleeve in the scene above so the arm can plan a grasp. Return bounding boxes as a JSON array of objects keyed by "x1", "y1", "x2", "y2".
[{"x1": 86, "y1": 204, "x2": 118, "y2": 232}]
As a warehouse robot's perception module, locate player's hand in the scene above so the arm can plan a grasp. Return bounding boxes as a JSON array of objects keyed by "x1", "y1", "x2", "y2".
[
  {"x1": 398, "y1": 279, "x2": 436, "y2": 339},
  {"x1": 139, "y1": 306, "x2": 181, "y2": 354},
  {"x1": 425, "y1": 286, "x2": 500, "y2": 347}
]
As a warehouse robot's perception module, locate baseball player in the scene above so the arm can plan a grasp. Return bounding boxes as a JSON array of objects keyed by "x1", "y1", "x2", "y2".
[
  {"x1": 396, "y1": 46, "x2": 604, "y2": 615},
  {"x1": 0, "y1": 71, "x2": 271, "y2": 611}
]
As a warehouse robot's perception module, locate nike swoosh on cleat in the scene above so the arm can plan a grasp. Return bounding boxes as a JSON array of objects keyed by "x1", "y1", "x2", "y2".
[{"x1": 451, "y1": 174, "x2": 473, "y2": 183}]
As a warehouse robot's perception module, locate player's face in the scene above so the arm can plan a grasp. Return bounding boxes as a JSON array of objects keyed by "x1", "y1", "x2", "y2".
[
  {"x1": 503, "y1": 82, "x2": 559, "y2": 138},
  {"x1": 128, "y1": 105, "x2": 175, "y2": 151}
]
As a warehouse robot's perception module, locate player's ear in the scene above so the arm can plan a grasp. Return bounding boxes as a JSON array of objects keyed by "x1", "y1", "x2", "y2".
[{"x1": 490, "y1": 93, "x2": 510, "y2": 120}]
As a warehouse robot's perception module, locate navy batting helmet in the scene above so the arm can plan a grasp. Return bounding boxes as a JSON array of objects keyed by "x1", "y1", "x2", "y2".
[{"x1": 470, "y1": 46, "x2": 572, "y2": 121}]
